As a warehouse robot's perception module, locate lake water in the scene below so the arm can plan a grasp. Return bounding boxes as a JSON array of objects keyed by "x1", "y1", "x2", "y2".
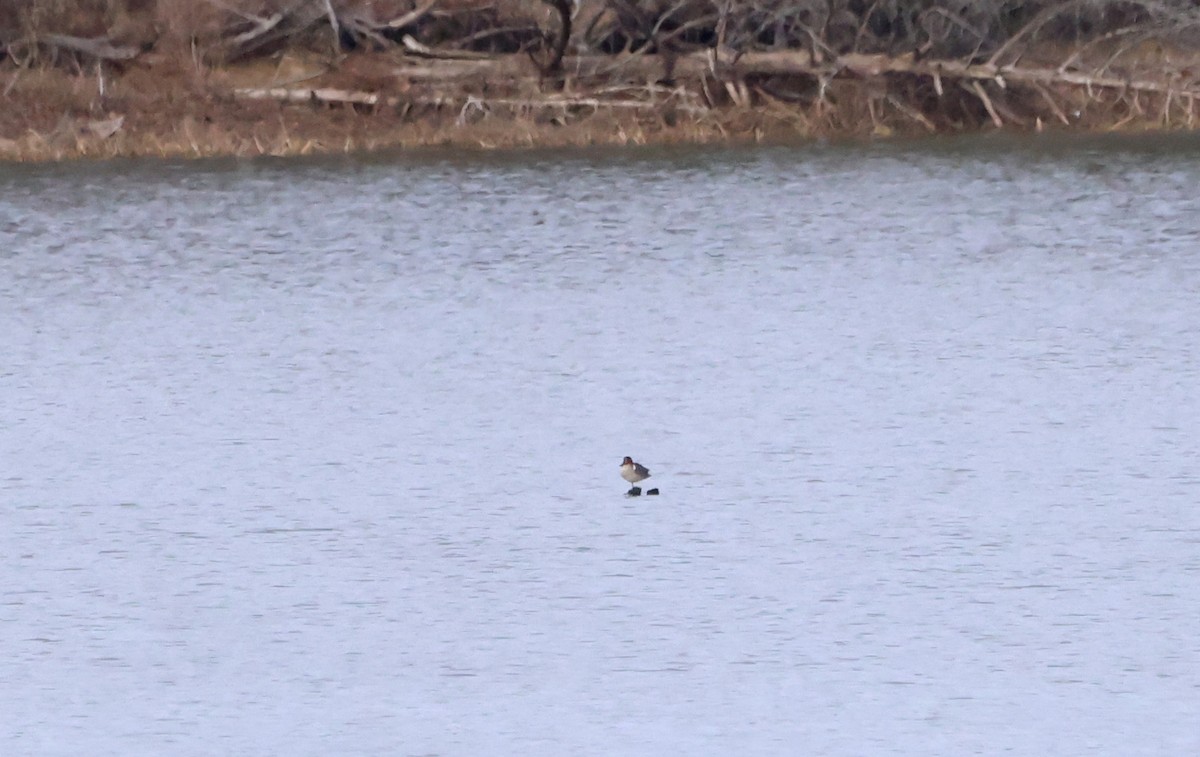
[{"x1": 2, "y1": 135, "x2": 1199, "y2": 756}]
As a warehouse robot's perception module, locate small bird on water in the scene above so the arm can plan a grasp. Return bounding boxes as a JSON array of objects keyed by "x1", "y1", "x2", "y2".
[{"x1": 620, "y1": 456, "x2": 650, "y2": 495}]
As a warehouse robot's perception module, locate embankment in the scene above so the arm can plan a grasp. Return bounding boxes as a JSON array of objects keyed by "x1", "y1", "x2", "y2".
[{"x1": 3, "y1": 1, "x2": 1200, "y2": 161}]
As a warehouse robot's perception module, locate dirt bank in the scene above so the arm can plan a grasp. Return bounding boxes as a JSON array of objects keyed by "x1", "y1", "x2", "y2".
[{"x1": 3, "y1": 1, "x2": 1200, "y2": 162}]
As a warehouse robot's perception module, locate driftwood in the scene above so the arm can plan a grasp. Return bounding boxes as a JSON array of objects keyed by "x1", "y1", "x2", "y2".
[
  {"x1": 233, "y1": 85, "x2": 709, "y2": 114},
  {"x1": 214, "y1": 0, "x2": 329, "y2": 62},
  {"x1": 236, "y1": 86, "x2": 386, "y2": 106},
  {"x1": 233, "y1": 46, "x2": 1200, "y2": 133},
  {"x1": 720, "y1": 51, "x2": 1200, "y2": 100},
  {"x1": 572, "y1": 49, "x2": 1200, "y2": 102},
  {"x1": 400, "y1": 34, "x2": 494, "y2": 60},
  {"x1": 382, "y1": 0, "x2": 440, "y2": 30},
  {"x1": 335, "y1": 0, "x2": 439, "y2": 48},
  {"x1": 236, "y1": 49, "x2": 1200, "y2": 106},
  {"x1": 207, "y1": 0, "x2": 565, "y2": 62}
]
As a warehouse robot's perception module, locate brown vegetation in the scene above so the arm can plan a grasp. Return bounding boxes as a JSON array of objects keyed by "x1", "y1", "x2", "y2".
[{"x1": 3, "y1": 1, "x2": 1200, "y2": 160}]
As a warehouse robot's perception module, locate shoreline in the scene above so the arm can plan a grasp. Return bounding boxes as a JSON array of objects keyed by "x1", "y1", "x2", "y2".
[{"x1": 5, "y1": 42, "x2": 1200, "y2": 164}]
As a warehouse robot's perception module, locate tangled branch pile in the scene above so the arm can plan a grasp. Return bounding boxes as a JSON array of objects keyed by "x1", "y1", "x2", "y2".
[{"x1": 4, "y1": 0, "x2": 1200, "y2": 150}]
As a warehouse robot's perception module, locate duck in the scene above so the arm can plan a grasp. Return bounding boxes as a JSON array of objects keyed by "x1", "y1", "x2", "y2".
[{"x1": 620, "y1": 456, "x2": 650, "y2": 490}]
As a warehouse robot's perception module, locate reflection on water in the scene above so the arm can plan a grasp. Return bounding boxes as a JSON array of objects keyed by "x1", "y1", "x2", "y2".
[{"x1": 2, "y1": 137, "x2": 1200, "y2": 755}]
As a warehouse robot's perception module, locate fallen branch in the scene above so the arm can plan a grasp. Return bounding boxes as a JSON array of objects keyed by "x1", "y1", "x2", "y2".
[
  {"x1": 233, "y1": 86, "x2": 710, "y2": 114},
  {"x1": 461, "y1": 95, "x2": 709, "y2": 114},
  {"x1": 40, "y1": 34, "x2": 140, "y2": 61},
  {"x1": 383, "y1": 0, "x2": 440, "y2": 30},
  {"x1": 236, "y1": 87, "x2": 384, "y2": 106},
  {"x1": 1032, "y1": 81, "x2": 1070, "y2": 125},
  {"x1": 219, "y1": 7, "x2": 284, "y2": 49},
  {"x1": 214, "y1": 0, "x2": 327, "y2": 62},
  {"x1": 232, "y1": 47, "x2": 1200, "y2": 133},
  {"x1": 968, "y1": 80, "x2": 1003, "y2": 127},
  {"x1": 701, "y1": 50, "x2": 1200, "y2": 100},
  {"x1": 886, "y1": 94, "x2": 936, "y2": 132},
  {"x1": 401, "y1": 34, "x2": 494, "y2": 60}
]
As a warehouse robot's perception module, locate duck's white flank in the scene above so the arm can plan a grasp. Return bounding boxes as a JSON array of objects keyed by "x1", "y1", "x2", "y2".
[{"x1": 620, "y1": 456, "x2": 650, "y2": 484}]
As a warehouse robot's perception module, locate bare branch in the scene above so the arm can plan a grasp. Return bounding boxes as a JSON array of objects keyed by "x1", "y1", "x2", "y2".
[
  {"x1": 383, "y1": 0, "x2": 441, "y2": 31},
  {"x1": 39, "y1": 34, "x2": 140, "y2": 61}
]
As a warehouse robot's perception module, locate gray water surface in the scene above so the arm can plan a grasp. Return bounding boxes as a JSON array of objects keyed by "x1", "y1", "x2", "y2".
[{"x1": 3, "y1": 136, "x2": 1199, "y2": 755}]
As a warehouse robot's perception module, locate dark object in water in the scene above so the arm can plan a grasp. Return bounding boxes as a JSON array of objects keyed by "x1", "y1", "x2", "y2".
[
  {"x1": 646, "y1": 488, "x2": 659, "y2": 496},
  {"x1": 626, "y1": 486, "x2": 642, "y2": 496}
]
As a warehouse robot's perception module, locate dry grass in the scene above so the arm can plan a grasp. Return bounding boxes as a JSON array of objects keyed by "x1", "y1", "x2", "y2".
[
  {"x1": 0, "y1": 73, "x2": 763, "y2": 162},
  {"x1": 3, "y1": 1, "x2": 1200, "y2": 161},
  {"x1": 3, "y1": 60, "x2": 1192, "y2": 163}
]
